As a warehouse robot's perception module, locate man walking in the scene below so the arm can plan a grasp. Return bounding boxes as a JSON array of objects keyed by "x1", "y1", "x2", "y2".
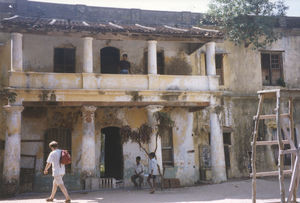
[
  {"x1": 44, "y1": 141, "x2": 71, "y2": 202},
  {"x1": 131, "y1": 156, "x2": 144, "y2": 189}
]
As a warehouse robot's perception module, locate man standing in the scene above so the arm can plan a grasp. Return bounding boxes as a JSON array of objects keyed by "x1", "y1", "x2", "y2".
[
  {"x1": 131, "y1": 156, "x2": 144, "y2": 189},
  {"x1": 147, "y1": 152, "x2": 160, "y2": 194},
  {"x1": 119, "y1": 53, "x2": 131, "y2": 74},
  {"x1": 44, "y1": 141, "x2": 71, "y2": 202}
]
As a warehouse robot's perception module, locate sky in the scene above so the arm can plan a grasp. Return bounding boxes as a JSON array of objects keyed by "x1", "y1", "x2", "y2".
[{"x1": 30, "y1": 0, "x2": 300, "y2": 17}]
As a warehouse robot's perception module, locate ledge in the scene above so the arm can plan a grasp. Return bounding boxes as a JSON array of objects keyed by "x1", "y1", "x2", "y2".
[
  {"x1": 8, "y1": 71, "x2": 218, "y2": 92},
  {"x1": 7, "y1": 88, "x2": 223, "y2": 107}
]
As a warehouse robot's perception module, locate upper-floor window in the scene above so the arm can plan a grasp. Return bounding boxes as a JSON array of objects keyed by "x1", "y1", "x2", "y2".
[
  {"x1": 261, "y1": 52, "x2": 284, "y2": 86},
  {"x1": 54, "y1": 48, "x2": 76, "y2": 73},
  {"x1": 215, "y1": 54, "x2": 224, "y2": 85},
  {"x1": 100, "y1": 47, "x2": 120, "y2": 74},
  {"x1": 144, "y1": 51, "x2": 165, "y2": 74},
  {"x1": 204, "y1": 53, "x2": 224, "y2": 85}
]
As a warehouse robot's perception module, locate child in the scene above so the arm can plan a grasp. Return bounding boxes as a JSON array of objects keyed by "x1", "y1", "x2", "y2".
[{"x1": 147, "y1": 152, "x2": 160, "y2": 194}]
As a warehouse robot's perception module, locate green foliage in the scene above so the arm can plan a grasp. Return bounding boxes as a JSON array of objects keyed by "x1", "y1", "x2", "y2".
[
  {"x1": 0, "y1": 89, "x2": 17, "y2": 103},
  {"x1": 154, "y1": 111, "x2": 174, "y2": 127},
  {"x1": 276, "y1": 78, "x2": 286, "y2": 87},
  {"x1": 205, "y1": 0, "x2": 288, "y2": 49}
]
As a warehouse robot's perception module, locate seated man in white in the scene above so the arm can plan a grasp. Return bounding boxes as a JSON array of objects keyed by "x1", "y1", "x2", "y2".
[{"x1": 131, "y1": 156, "x2": 144, "y2": 188}]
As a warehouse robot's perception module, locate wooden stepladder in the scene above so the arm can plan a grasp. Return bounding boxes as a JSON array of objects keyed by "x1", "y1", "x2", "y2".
[{"x1": 251, "y1": 89, "x2": 300, "y2": 203}]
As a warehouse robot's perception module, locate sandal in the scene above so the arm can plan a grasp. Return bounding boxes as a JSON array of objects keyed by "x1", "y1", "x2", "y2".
[
  {"x1": 65, "y1": 199, "x2": 71, "y2": 203},
  {"x1": 46, "y1": 198, "x2": 54, "y2": 202}
]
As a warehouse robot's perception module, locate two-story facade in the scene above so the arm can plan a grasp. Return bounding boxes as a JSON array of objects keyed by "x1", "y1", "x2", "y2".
[{"x1": 0, "y1": 0, "x2": 300, "y2": 196}]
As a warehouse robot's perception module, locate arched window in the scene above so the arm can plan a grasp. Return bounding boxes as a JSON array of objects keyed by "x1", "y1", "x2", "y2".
[{"x1": 100, "y1": 47, "x2": 120, "y2": 74}]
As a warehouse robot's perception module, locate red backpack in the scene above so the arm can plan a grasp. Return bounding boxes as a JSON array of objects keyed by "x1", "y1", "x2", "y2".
[{"x1": 60, "y1": 150, "x2": 71, "y2": 165}]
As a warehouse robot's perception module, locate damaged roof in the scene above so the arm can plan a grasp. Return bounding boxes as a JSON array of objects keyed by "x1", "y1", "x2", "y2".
[
  {"x1": 1, "y1": 15, "x2": 222, "y2": 39},
  {"x1": 0, "y1": 0, "x2": 223, "y2": 40}
]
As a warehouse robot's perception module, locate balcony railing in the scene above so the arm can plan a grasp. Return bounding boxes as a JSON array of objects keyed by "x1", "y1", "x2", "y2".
[{"x1": 8, "y1": 71, "x2": 218, "y2": 92}]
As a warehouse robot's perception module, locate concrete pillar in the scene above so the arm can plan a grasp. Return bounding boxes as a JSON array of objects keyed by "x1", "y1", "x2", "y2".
[
  {"x1": 209, "y1": 97, "x2": 227, "y2": 183},
  {"x1": 11, "y1": 33, "x2": 23, "y2": 72},
  {"x1": 206, "y1": 42, "x2": 216, "y2": 76},
  {"x1": 147, "y1": 40, "x2": 157, "y2": 74},
  {"x1": 82, "y1": 37, "x2": 93, "y2": 73},
  {"x1": 170, "y1": 109, "x2": 198, "y2": 185},
  {"x1": 81, "y1": 105, "x2": 97, "y2": 177},
  {"x1": 206, "y1": 41, "x2": 226, "y2": 183},
  {"x1": 2, "y1": 105, "x2": 24, "y2": 196},
  {"x1": 146, "y1": 105, "x2": 163, "y2": 169}
]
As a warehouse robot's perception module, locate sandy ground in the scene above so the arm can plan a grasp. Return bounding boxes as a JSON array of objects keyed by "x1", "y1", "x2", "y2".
[{"x1": 1, "y1": 178, "x2": 300, "y2": 203}]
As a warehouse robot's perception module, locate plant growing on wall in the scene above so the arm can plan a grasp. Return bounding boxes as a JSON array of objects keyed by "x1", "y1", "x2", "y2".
[
  {"x1": 204, "y1": 0, "x2": 288, "y2": 49},
  {"x1": 154, "y1": 111, "x2": 175, "y2": 127},
  {"x1": 0, "y1": 89, "x2": 17, "y2": 103},
  {"x1": 120, "y1": 123, "x2": 152, "y2": 155},
  {"x1": 120, "y1": 112, "x2": 174, "y2": 156}
]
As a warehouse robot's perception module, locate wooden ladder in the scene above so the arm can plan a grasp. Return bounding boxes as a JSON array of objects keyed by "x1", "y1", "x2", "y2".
[{"x1": 251, "y1": 89, "x2": 300, "y2": 203}]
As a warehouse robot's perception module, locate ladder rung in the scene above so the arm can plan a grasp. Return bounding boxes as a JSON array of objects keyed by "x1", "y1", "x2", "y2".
[
  {"x1": 250, "y1": 170, "x2": 292, "y2": 177},
  {"x1": 253, "y1": 113, "x2": 290, "y2": 120},
  {"x1": 280, "y1": 149, "x2": 299, "y2": 155},
  {"x1": 252, "y1": 140, "x2": 290, "y2": 146}
]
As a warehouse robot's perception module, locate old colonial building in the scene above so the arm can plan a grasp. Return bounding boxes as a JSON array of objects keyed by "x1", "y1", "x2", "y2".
[{"x1": 0, "y1": 0, "x2": 300, "y2": 196}]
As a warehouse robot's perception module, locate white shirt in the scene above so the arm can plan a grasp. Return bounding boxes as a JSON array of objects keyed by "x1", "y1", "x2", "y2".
[
  {"x1": 149, "y1": 158, "x2": 159, "y2": 175},
  {"x1": 47, "y1": 149, "x2": 65, "y2": 176},
  {"x1": 135, "y1": 163, "x2": 144, "y2": 175}
]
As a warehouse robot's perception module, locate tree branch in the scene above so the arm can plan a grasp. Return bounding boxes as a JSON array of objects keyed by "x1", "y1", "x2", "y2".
[
  {"x1": 154, "y1": 132, "x2": 159, "y2": 153},
  {"x1": 138, "y1": 141, "x2": 149, "y2": 157}
]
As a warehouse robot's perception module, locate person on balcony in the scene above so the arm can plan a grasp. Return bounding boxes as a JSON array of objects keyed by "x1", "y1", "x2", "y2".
[{"x1": 119, "y1": 53, "x2": 131, "y2": 74}]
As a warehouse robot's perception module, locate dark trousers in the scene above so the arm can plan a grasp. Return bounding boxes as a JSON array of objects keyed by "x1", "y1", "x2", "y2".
[{"x1": 131, "y1": 174, "x2": 143, "y2": 187}]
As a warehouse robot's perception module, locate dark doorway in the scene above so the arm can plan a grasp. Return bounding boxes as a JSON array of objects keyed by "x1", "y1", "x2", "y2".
[
  {"x1": 101, "y1": 127, "x2": 123, "y2": 180},
  {"x1": 100, "y1": 47, "x2": 120, "y2": 74}
]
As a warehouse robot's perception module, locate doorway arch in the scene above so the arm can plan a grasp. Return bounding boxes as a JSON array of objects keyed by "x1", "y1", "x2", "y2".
[
  {"x1": 100, "y1": 126, "x2": 123, "y2": 180},
  {"x1": 100, "y1": 47, "x2": 120, "y2": 74}
]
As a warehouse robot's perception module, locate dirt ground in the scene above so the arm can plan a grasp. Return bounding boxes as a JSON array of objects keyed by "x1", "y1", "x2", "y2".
[{"x1": 1, "y1": 178, "x2": 300, "y2": 203}]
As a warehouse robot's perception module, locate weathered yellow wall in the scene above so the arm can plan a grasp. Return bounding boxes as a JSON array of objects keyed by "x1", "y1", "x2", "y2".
[
  {"x1": 3, "y1": 29, "x2": 300, "y2": 186},
  {"x1": 19, "y1": 34, "x2": 194, "y2": 75},
  {"x1": 20, "y1": 106, "x2": 150, "y2": 189},
  {"x1": 95, "y1": 107, "x2": 149, "y2": 186},
  {"x1": 0, "y1": 33, "x2": 11, "y2": 184},
  {"x1": 0, "y1": 34, "x2": 11, "y2": 87},
  {"x1": 159, "y1": 108, "x2": 199, "y2": 185}
]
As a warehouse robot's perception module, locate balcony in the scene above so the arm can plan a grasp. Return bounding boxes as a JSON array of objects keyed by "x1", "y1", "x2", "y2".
[{"x1": 8, "y1": 71, "x2": 218, "y2": 92}]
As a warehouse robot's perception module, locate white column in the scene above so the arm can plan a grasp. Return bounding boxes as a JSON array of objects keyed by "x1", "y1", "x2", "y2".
[
  {"x1": 206, "y1": 42, "x2": 216, "y2": 76},
  {"x1": 146, "y1": 105, "x2": 163, "y2": 169},
  {"x1": 206, "y1": 41, "x2": 226, "y2": 183},
  {"x1": 2, "y1": 105, "x2": 24, "y2": 195},
  {"x1": 81, "y1": 105, "x2": 97, "y2": 177},
  {"x1": 147, "y1": 40, "x2": 157, "y2": 74},
  {"x1": 210, "y1": 96, "x2": 227, "y2": 183},
  {"x1": 11, "y1": 33, "x2": 23, "y2": 72},
  {"x1": 82, "y1": 37, "x2": 93, "y2": 73}
]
